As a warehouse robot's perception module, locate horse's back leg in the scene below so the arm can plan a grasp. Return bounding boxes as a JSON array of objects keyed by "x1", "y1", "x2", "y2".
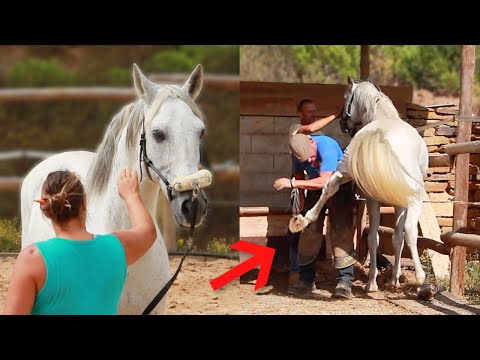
[
  {"x1": 391, "y1": 206, "x2": 407, "y2": 288},
  {"x1": 404, "y1": 198, "x2": 426, "y2": 287},
  {"x1": 366, "y1": 198, "x2": 380, "y2": 292}
]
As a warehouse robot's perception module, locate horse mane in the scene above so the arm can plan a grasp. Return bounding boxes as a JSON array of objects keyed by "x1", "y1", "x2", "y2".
[
  {"x1": 353, "y1": 82, "x2": 399, "y2": 126},
  {"x1": 85, "y1": 85, "x2": 204, "y2": 199}
]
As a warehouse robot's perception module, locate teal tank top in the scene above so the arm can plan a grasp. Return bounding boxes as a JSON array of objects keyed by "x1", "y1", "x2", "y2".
[{"x1": 31, "y1": 234, "x2": 127, "y2": 315}]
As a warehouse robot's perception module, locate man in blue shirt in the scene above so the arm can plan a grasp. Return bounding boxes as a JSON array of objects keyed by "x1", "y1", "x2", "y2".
[{"x1": 274, "y1": 133, "x2": 356, "y2": 299}]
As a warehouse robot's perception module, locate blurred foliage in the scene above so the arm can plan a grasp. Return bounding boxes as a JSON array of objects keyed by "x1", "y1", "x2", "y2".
[
  {"x1": 7, "y1": 58, "x2": 76, "y2": 87},
  {"x1": 0, "y1": 45, "x2": 239, "y2": 249},
  {"x1": 206, "y1": 237, "x2": 236, "y2": 255},
  {"x1": 292, "y1": 45, "x2": 360, "y2": 84},
  {"x1": 465, "y1": 250, "x2": 480, "y2": 304},
  {"x1": 105, "y1": 67, "x2": 132, "y2": 87},
  {"x1": 180, "y1": 45, "x2": 239, "y2": 74},
  {"x1": 241, "y1": 45, "x2": 480, "y2": 96},
  {"x1": 144, "y1": 51, "x2": 197, "y2": 73},
  {"x1": 380, "y1": 45, "x2": 462, "y2": 95},
  {"x1": 0, "y1": 218, "x2": 21, "y2": 252}
]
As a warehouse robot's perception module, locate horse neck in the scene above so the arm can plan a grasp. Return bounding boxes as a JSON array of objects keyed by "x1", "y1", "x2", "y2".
[
  {"x1": 374, "y1": 97, "x2": 400, "y2": 122},
  {"x1": 104, "y1": 129, "x2": 161, "y2": 221}
]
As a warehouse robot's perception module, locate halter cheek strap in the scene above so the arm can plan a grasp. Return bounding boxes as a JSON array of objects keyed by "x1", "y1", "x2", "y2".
[{"x1": 139, "y1": 115, "x2": 174, "y2": 201}]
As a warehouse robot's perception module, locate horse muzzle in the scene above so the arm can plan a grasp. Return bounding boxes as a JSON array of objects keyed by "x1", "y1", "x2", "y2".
[{"x1": 169, "y1": 169, "x2": 212, "y2": 227}]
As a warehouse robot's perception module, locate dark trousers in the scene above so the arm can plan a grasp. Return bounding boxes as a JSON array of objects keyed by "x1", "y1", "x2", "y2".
[{"x1": 288, "y1": 183, "x2": 356, "y2": 286}]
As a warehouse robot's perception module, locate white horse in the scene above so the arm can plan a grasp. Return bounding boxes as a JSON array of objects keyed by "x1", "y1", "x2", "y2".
[
  {"x1": 290, "y1": 77, "x2": 433, "y2": 299},
  {"x1": 20, "y1": 63, "x2": 209, "y2": 314}
]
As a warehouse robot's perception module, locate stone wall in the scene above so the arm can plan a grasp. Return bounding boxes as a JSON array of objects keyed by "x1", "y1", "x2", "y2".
[{"x1": 406, "y1": 103, "x2": 480, "y2": 234}]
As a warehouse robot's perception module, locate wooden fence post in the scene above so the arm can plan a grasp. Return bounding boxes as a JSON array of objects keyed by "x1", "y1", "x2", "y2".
[{"x1": 450, "y1": 45, "x2": 475, "y2": 297}]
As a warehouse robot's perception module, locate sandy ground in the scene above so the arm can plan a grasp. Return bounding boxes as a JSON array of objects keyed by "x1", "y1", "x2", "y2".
[{"x1": 5, "y1": 254, "x2": 479, "y2": 315}]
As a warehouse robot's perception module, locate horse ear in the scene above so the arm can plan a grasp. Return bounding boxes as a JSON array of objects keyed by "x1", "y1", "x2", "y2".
[
  {"x1": 366, "y1": 74, "x2": 375, "y2": 83},
  {"x1": 182, "y1": 64, "x2": 204, "y2": 100},
  {"x1": 347, "y1": 75, "x2": 354, "y2": 87},
  {"x1": 132, "y1": 63, "x2": 156, "y2": 101}
]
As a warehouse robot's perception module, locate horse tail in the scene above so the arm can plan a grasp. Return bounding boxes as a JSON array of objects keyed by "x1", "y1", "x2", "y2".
[{"x1": 347, "y1": 128, "x2": 417, "y2": 208}]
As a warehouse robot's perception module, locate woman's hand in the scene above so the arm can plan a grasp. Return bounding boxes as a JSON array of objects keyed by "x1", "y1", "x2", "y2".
[{"x1": 117, "y1": 167, "x2": 140, "y2": 202}]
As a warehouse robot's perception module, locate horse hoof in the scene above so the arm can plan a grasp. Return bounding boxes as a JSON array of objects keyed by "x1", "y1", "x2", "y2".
[
  {"x1": 390, "y1": 280, "x2": 401, "y2": 289},
  {"x1": 289, "y1": 215, "x2": 307, "y2": 233},
  {"x1": 365, "y1": 283, "x2": 378, "y2": 292},
  {"x1": 417, "y1": 283, "x2": 435, "y2": 301}
]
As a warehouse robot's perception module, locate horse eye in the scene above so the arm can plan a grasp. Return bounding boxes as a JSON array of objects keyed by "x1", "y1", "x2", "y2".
[{"x1": 152, "y1": 129, "x2": 166, "y2": 142}]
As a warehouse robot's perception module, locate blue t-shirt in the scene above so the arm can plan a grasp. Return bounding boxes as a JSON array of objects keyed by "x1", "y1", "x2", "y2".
[{"x1": 291, "y1": 135, "x2": 343, "y2": 179}]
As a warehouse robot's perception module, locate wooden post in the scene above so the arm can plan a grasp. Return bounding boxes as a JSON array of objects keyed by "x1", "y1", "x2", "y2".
[
  {"x1": 159, "y1": 192, "x2": 177, "y2": 252},
  {"x1": 360, "y1": 45, "x2": 370, "y2": 80},
  {"x1": 450, "y1": 45, "x2": 475, "y2": 297}
]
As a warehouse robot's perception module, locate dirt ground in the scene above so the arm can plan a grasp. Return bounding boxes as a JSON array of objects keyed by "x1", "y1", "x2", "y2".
[{"x1": 2, "y1": 254, "x2": 479, "y2": 315}]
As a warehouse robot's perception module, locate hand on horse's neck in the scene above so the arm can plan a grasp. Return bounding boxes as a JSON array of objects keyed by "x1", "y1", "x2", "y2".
[{"x1": 52, "y1": 217, "x2": 94, "y2": 241}]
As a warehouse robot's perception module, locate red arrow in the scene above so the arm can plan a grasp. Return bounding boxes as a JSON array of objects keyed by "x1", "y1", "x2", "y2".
[{"x1": 210, "y1": 240, "x2": 275, "y2": 291}]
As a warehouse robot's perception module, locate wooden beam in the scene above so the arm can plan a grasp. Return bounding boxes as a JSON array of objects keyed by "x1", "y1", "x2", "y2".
[
  {"x1": 441, "y1": 231, "x2": 480, "y2": 249},
  {"x1": 239, "y1": 214, "x2": 291, "y2": 237},
  {"x1": 360, "y1": 45, "x2": 370, "y2": 80},
  {"x1": 380, "y1": 207, "x2": 395, "y2": 214},
  {"x1": 363, "y1": 225, "x2": 451, "y2": 256},
  {"x1": 445, "y1": 140, "x2": 480, "y2": 155},
  {"x1": 0, "y1": 87, "x2": 136, "y2": 102},
  {"x1": 240, "y1": 82, "x2": 413, "y2": 118},
  {"x1": 0, "y1": 75, "x2": 239, "y2": 102},
  {"x1": 239, "y1": 206, "x2": 290, "y2": 216},
  {"x1": 0, "y1": 177, "x2": 23, "y2": 191},
  {"x1": 450, "y1": 45, "x2": 476, "y2": 297},
  {"x1": 0, "y1": 150, "x2": 54, "y2": 160}
]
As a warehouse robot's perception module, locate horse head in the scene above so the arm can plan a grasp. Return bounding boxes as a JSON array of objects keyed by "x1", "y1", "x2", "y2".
[
  {"x1": 132, "y1": 64, "x2": 208, "y2": 228},
  {"x1": 341, "y1": 75, "x2": 382, "y2": 137}
]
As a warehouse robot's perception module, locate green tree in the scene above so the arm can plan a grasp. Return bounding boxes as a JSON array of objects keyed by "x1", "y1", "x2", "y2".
[{"x1": 7, "y1": 58, "x2": 76, "y2": 87}]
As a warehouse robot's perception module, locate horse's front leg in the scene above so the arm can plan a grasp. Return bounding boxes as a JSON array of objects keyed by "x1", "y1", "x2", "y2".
[
  {"x1": 391, "y1": 206, "x2": 407, "y2": 289},
  {"x1": 289, "y1": 171, "x2": 351, "y2": 233},
  {"x1": 366, "y1": 198, "x2": 380, "y2": 292}
]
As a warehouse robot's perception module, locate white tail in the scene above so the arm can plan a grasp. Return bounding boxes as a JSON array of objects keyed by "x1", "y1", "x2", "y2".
[{"x1": 347, "y1": 128, "x2": 415, "y2": 207}]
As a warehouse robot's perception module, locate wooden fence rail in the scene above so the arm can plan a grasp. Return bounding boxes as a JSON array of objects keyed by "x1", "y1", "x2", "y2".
[
  {"x1": 0, "y1": 74, "x2": 239, "y2": 102},
  {"x1": 445, "y1": 140, "x2": 480, "y2": 155},
  {"x1": 0, "y1": 150, "x2": 54, "y2": 160},
  {"x1": 441, "y1": 231, "x2": 480, "y2": 249}
]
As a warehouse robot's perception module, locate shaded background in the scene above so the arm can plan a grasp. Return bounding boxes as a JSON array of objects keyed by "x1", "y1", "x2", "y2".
[{"x1": 0, "y1": 45, "x2": 239, "y2": 252}]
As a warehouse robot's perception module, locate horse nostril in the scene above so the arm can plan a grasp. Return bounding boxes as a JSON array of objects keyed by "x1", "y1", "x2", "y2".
[
  {"x1": 181, "y1": 200, "x2": 193, "y2": 220},
  {"x1": 181, "y1": 195, "x2": 207, "y2": 223}
]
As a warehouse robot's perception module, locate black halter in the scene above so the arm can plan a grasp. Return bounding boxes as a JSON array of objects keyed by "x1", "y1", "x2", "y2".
[
  {"x1": 138, "y1": 115, "x2": 199, "y2": 315},
  {"x1": 139, "y1": 115, "x2": 174, "y2": 201},
  {"x1": 341, "y1": 80, "x2": 382, "y2": 137}
]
